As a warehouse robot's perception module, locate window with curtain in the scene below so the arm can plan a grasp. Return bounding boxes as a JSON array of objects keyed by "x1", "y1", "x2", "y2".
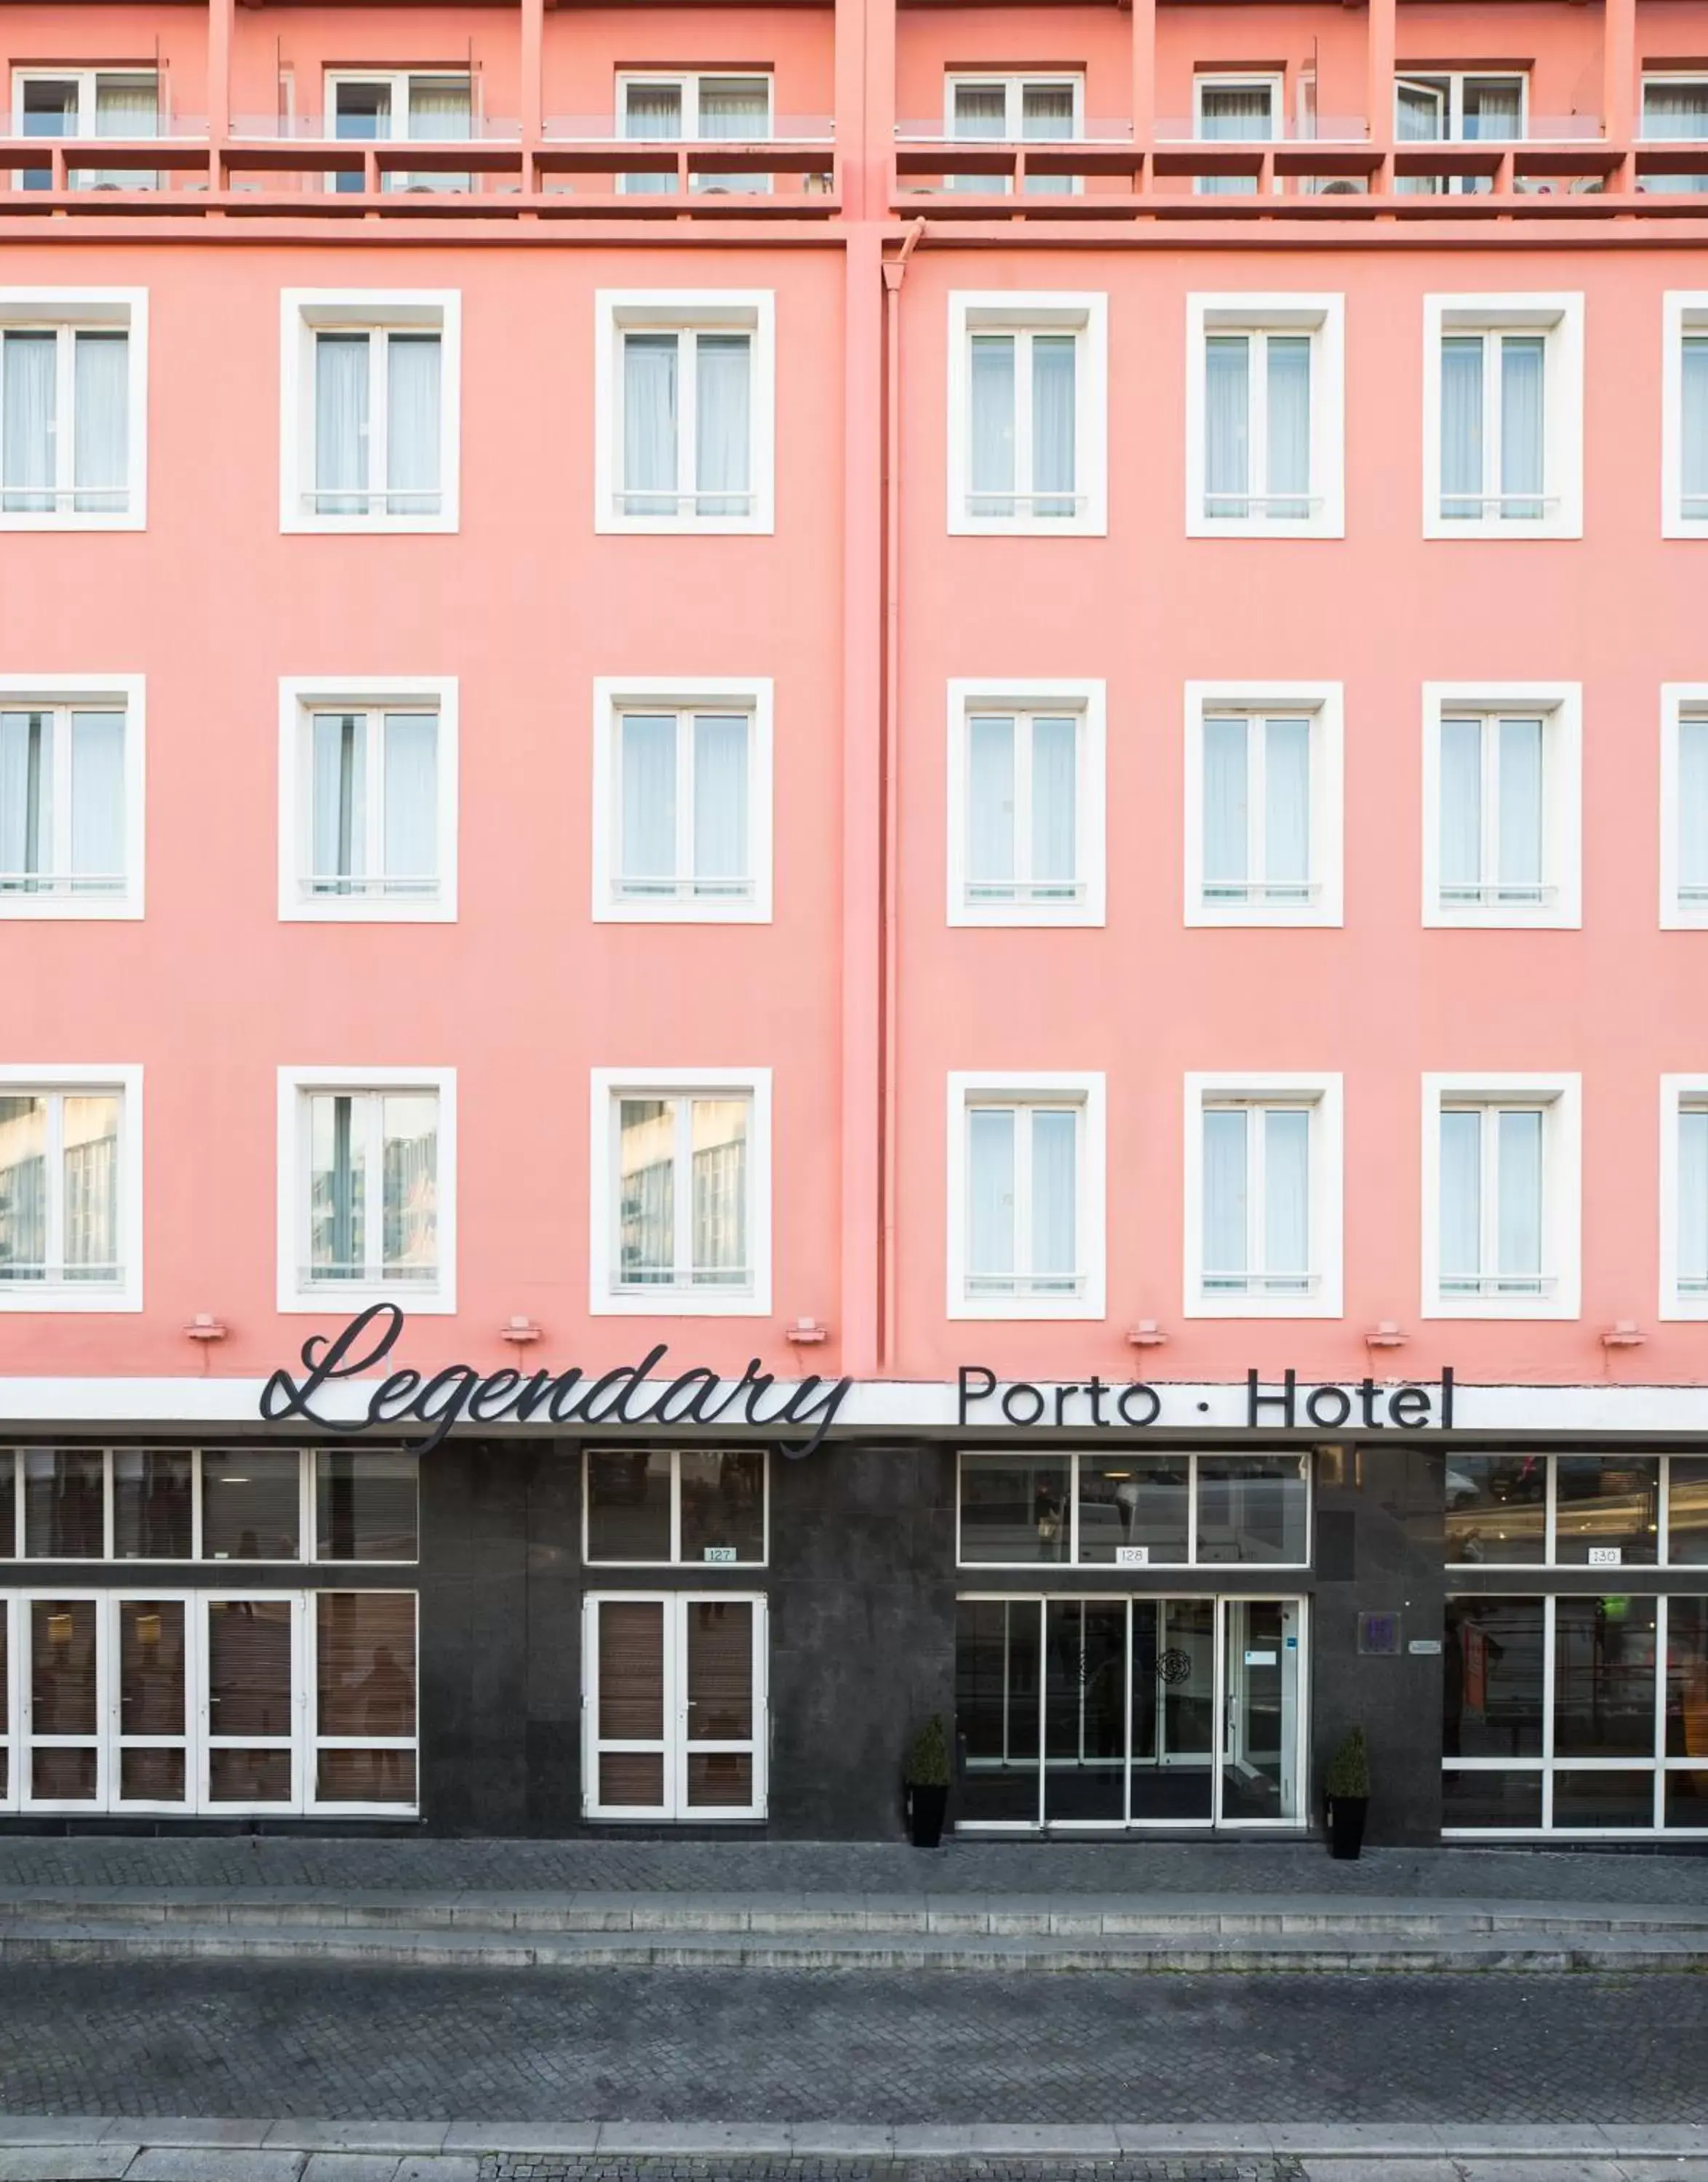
[
  {"x1": 1439, "y1": 1103, "x2": 1548, "y2": 1298},
  {"x1": 1642, "y1": 78, "x2": 1708, "y2": 193},
  {"x1": 618, "y1": 327, "x2": 753, "y2": 521},
  {"x1": 946, "y1": 76, "x2": 1081, "y2": 196},
  {"x1": 303, "y1": 706, "x2": 439, "y2": 903},
  {"x1": 1201, "y1": 1102, "x2": 1314, "y2": 1298},
  {"x1": 1437, "y1": 711, "x2": 1549, "y2": 910},
  {"x1": 965, "y1": 1100, "x2": 1082, "y2": 1300},
  {"x1": 1202, "y1": 331, "x2": 1312, "y2": 521},
  {"x1": 303, "y1": 1089, "x2": 439, "y2": 1291},
  {"x1": 1202, "y1": 711, "x2": 1312, "y2": 906},
  {"x1": 1395, "y1": 73, "x2": 1523, "y2": 193},
  {"x1": 0, "y1": 1087, "x2": 121, "y2": 1290},
  {"x1": 1677, "y1": 712, "x2": 1708, "y2": 911},
  {"x1": 1439, "y1": 327, "x2": 1548, "y2": 522},
  {"x1": 1194, "y1": 79, "x2": 1277, "y2": 195},
  {"x1": 1678, "y1": 1103, "x2": 1708, "y2": 1301},
  {"x1": 615, "y1": 706, "x2": 752, "y2": 905},
  {"x1": 15, "y1": 71, "x2": 159, "y2": 191},
  {"x1": 615, "y1": 1091, "x2": 751, "y2": 1295},
  {"x1": 966, "y1": 327, "x2": 1078, "y2": 521},
  {"x1": 964, "y1": 706, "x2": 1082, "y2": 909},
  {"x1": 0, "y1": 706, "x2": 126, "y2": 900},
  {"x1": 1, "y1": 323, "x2": 129, "y2": 519},
  {"x1": 619, "y1": 75, "x2": 772, "y2": 194},
  {"x1": 308, "y1": 325, "x2": 442, "y2": 520},
  {"x1": 327, "y1": 73, "x2": 472, "y2": 192},
  {"x1": 1679, "y1": 335, "x2": 1708, "y2": 521}
]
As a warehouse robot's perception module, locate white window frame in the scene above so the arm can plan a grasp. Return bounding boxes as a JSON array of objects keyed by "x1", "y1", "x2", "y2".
[
  {"x1": 1182, "y1": 682, "x2": 1344, "y2": 928},
  {"x1": 0, "y1": 674, "x2": 145, "y2": 921},
  {"x1": 1421, "y1": 1072, "x2": 1581, "y2": 1319},
  {"x1": 279, "y1": 289, "x2": 461, "y2": 536},
  {"x1": 954, "y1": 1450, "x2": 1313, "y2": 1570},
  {"x1": 1660, "y1": 1076, "x2": 1708, "y2": 1319},
  {"x1": 594, "y1": 290, "x2": 775, "y2": 537},
  {"x1": 946, "y1": 1071, "x2": 1106, "y2": 1321},
  {"x1": 946, "y1": 679, "x2": 1105, "y2": 927},
  {"x1": 1394, "y1": 71, "x2": 1529, "y2": 145},
  {"x1": 0, "y1": 290, "x2": 147, "y2": 533},
  {"x1": 1421, "y1": 295, "x2": 1584, "y2": 540},
  {"x1": 581, "y1": 1447, "x2": 770, "y2": 1568},
  {"x1": 581, "y1": 1590, "x2": 768, "y2": 1823},
  {"x1": 591, "y1": 676, "x2": 773, "y2": 925},
  {"x1": 1662, "y1": 293, "x2": 1708, "y2": 537},
  {"x1": 588, "y1": 1066, "x2": 773, "y2": 1317},
  {"x1": 10, "y1": 68, "x2": 161, "y2": 190},
  {"x1": 1421, "y1": 683, "x2": 1581, "y2": 929},
  {"x1": 1192, "y1": 72, "x2": 1282, "y2": 196},
  {"x1": 275, "y1": 1066, "x2": 457, "y2": 1316},
  {"x1": 1182, "y1": 1074, "x2": 1344, "y2": 1319},
  {"x1": 942, "y1": 73, "x2": 1086, "y2": 195},
  {"x1": 615, "y1": 72, "x2": 775, "y2": 196},
  {"x1": 946, "y1": 292, "x2": 1109, "y2": 538},
  {"x1": 1184, "y1": 297, "x2": 1344, "y2": 540},
  {"x1": 0, "y1": 1063, "x2": 142, "y2": 1313},
  {"x1": 276, "y1": 676, "x2": 458, "y2": 924},
  {"x1": 1661, "y1": 683, "x2": 1708, "y2": 926}
]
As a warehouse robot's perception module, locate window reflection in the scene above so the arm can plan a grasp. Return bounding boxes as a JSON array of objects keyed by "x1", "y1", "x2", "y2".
[
  {"x1": 959, "y1": 1455, "x2": 1072, "y2": 1564},
  {"x1": 1554, "y1": 1596, "x2": 1658, "y2": 1757},
  {"x1": 1444, "y1": 1454, "x2": 1547, "y2": 1564},
  {"x1": 1555, "y1": 1458, "x2": 1658, "y2": 1565},
  {"x1": 1444, "y1": 1596, "x2": 1544, "y2": 1757},
  {"x1": 1670, "y1": 1460, "x2": 1708, "y2": 1565}
]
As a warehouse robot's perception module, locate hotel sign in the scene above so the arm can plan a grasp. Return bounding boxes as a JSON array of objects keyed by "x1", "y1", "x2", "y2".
[{"x1": 957, "y1": 1364, "x2": 1456, "y2": 1432}]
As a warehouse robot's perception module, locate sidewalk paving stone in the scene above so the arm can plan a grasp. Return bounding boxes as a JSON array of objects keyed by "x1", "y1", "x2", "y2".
[{"x1": 300, "y1": 2156, "x2": 404, "y2": 2182}]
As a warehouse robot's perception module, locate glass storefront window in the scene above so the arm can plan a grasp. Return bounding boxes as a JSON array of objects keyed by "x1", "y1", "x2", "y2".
[
  {"x1": 113, "y1": 1450, "x2": 192, "y2": 1560},
  {"x1": 679, "y1": 1450, "x2": 765, "y2": 1564},
  {"x1": 954, "y1": 1598, "x2": 1042, "y2": 1823},
  {"x1": 1669, "y1": 1460, "x2": 1708, "y2": 1566},
  {"x1": 201, "y1": 1450, "x2": 301, "y2": 1563},
  {"x1": 958, "y1": 1455, "x2": 1072, "y2": 1565},
  {"x1": 315, "y1": 1450, "x2": 418, "y2": 1562},
  {"x1": 1197, "y1": 1455, "x2": 1308, "y2": 1564},
  {"x1": 1077, "y1": 1457, "x2": 1189, "y2": 1565},
  {"x1": 1444, "y1": 1596, "x2": 1544, "y2": 1758},
  {"x1": 1553, "y1": 1596, "x2": 1657, "y2": 1757},
  {"x1": 316, "y1": 1591, "x2": 417, "y2": 1805},
  {"x1": 1442, "y1": 1452, "x2": 1685, "y2": 1567},
  {"x1": 585, "y1": 1448, "x2": 766, "y2": 1565},
  {"x1": 1665, "y1": 1596, "x2": 1708, "y2": 1760},
  {"x1": 1552, "y1": 1771, "x2": 1657, "y2": 1828},
  {"x1": 23, "y1": 1450, "x2": 104, "y2": 1559},
  {"x1": 1554, "y1": 1458, "x2": 1659, "y2": 1566},
  {"x1": 957, "y1": 1451, "x2": 1307, "y2": 1565},
  {"x1": 1444, "y1": 1454, "x2": 1547, "y2": 1564},
  {"x1": 1442, "y1": 1769, "x2": 1543, "y2": 1829}
]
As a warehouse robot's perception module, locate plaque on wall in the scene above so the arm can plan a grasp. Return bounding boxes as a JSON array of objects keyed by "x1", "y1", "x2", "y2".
[{"x1": 1357, "y1": 1612, "x2": 1402, "y2": 1656}]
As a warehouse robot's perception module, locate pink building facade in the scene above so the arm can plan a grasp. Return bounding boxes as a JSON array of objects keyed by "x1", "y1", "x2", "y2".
[{"x1": 1, "y1": 0, "x2": 1707, "y2": 1841}]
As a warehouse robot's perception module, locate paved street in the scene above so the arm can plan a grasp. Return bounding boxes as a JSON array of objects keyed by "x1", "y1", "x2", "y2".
[{"x1": 0, "y1": 1965, "x2": 1704, "y2": 2125}]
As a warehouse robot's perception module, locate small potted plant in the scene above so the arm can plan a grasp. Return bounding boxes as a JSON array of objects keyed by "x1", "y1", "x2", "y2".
[
  {"x1": 904, "y1": 1714, "x2": 951, "y2": 1849},
  {"x1": 1325, "y1": 1725, "x2": 1370, "y2": 1861}
]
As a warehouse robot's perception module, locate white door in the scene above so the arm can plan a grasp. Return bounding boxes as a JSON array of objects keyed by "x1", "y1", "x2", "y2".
[
  {"x1": 583, "y1": 1592, "x2": 767, "y2": 1820},
  {"x1": 199, "y1": 1594, "x2": 306, "y2": 1815},
  {"x1": 1216, "y1": 1596, "x2": 1304, "y2": 1826}
]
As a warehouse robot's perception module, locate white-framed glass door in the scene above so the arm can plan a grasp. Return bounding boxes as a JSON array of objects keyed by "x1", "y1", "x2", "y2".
[
  {"x1": 113, "y1": 1593, "x2": 191, "y2": 1812},
  {"x1": 583, "y1": 1591, "x2": 767, "y2": 1821},
  {"x1": 200, "y1": 1594, "x2": 306, "y2": 1815},
  {"x1": 1218, "y1": 1597, "x2": 1303, "y2": 1824},
  {"x1": 20, "y1": 1592, "x2": 103, "y2": 1810}
]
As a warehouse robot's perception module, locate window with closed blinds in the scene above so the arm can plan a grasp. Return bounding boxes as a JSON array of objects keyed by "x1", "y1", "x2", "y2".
[
  {"x1": 584, "y1": 1594, "x2": 766, "y2": 1820},
  {"x1": 117, "y1": 1598, "x2": 186, "y2": 1805},
  {"x1": 29, "y1": 1596, "x2": 99, "y2": 1803},
  {"x1": 316, "y1": 1591, "x2": 416, "y2": 1805}
]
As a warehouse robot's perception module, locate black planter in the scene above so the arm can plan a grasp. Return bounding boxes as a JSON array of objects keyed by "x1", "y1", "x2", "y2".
[
  {"x1": 1326, "y1": 1794, "x2": 1369, "y2": 1861},
  {"x1": 906, "y1": 1782, "x2": 949, "y2": 1848}
]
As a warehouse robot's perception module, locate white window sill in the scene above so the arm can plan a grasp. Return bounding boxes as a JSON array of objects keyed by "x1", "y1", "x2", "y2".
[
  {"x1": 1183, "y1": 1286, "x2": 1343, "y2": 1320},
  {"x1": 1186, "y1": 895, "x2": 1340, "y2": 930},
  {"x1": 951, "y1": 894, "x2": 1104, "y2": 930},
  {"x1": 1424, "y1": 513, "x2": 1581, "y2": 542},
  {"x1": 1661, "y1": 898, "x2": 1708, "y2": 930},
  {"x1": 282, "y1": 512, "x2": 458, "y2": 536},
  {"x1": 949, "y1": 1290, "x2": 1105, "y2": 1322},
  {"x1": 282, "y1": 892, "x2": 455, "y2": 925},
  {"x1": 1424, "y1": 899, "x2": 1580, "y2": 930},
  {"x1": 594, "y1": 894, "x2": 771, "y2": 927},
  {"x1": 592, "y1": 1286, "x2": 770, "y2": 1317},
  {"x1": 596, "y1": 511, "x2": 773, "y2": 538},
  {"x1": 949, "y1": 511, "x2": 1106, "y2": 540},
  {"x1": 282, "y1": 1279, "x2": 454, "y2": 1316},
  {"x1": 1421, "y1": 1287, "x2": 1578, "y2": 1320},
  {"x1": 1663, "y1": 515, "x2": 1708, "y2": 540},
  {"x1": 1186, "y1": 513, "x2": 1344, "y2": 542},
  {"x1": 0, "y1": 891, "x2": 141, "y2": 922},
  {"x1": 0, "y1": 511, "x2": 143, "y2": 533},
  {"x1": 1659, "y1": 1288, "x2": 1708, "y2": 1321},
  {"x1": 0, "y1": 1280, "x2": 140, "y2": 1314}
]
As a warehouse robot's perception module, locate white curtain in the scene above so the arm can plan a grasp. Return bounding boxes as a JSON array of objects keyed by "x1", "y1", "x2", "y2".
[
  {"x1": 967, "y1": 715, "x2": 1015, "y2": 889},
  {"x1": 1264, "y1": 1108, "x2": 1310, "y2": 1280},
  {"x1": 1496, "y1": 1108, "x2": 1543, "y2": 1279},
  {"x1": 622, "y1": 81, "x2": 681, "y2": 196},
  {"x1": 1029, "y1": 1108, "x2": 1077, "y2": 1281},
  {"x1": 93, "y1": 76, "x2": 159, "y2": 189},
  {"x1": 623, "y1": 334, "x2": 677, "y2": 513},
  {"x1": 949, "y1": 81, "x2": 1006, "y2": 193},
  {"x1": 311, "y1": 713, "x2": 365, "y2": 887},
  {"x1": 1030, "y1": 715, "x2": 1077, "y2": 890},
  {"x1": 1198, "y1": 84, "x2": 1269, "y2": 194},
  {"x1": 967, "y1": 1107, "x2": 1015, "y2": 1279},
  {"x1": 698, "y1": 76, "x2": 768, "y2": 193},
  {"x1": 1680, "y1": 718, "x2": 1708, "y2": 894},
  {"x1": 73, "y1": 332, "x2": 128, "y2": 513},
  {"x1": 1203, "y1": 1108, "x2": 1248, "y2": 1278},
  {"x1": 70, "y1": 711, "x2": 123, "y2": 892},
  {"x1": 693, "y1": 713, "x2": 749, "y2": 888},
  {"x1": 1397, "y1": 81, "x2": 1444, "y2": 141},
  {"x1": 1439, "y1": 1109, "x2": 1482, "y2": 1281},
  {"x1": 1440, "y1": 716, "x2": 1483, "y2": 895},
  {"x1": 383, "y1": 714, "x2": 437, "y2": 890},
  {"x1": 1205, "y1": 336, "x2": 1249, "y2": 515},
  {"x1": 1683, "y1": 339, "x2": 1708, "y2": 512},
  {"x1": 315, "y1": 333, "x2": 369, "y2": 513},
  {"x1": 1644, "y1": 81, "x2": 1708, "y2": 191},
  {"x1": 1500, "y1": 335, "x2": 1545, "y2": 516},
  {"x1": 1266, "y1": 336, "x2": 1311, "y2": 516},
  {"x1": 381, "y1": 1092, "x2": 438, "y2": 1276},
  {"x1": 620, "y1": 714, "x2": 677, "y2": 891},
  {"x1": 1203, "y1": 714, "x2": 1248, "y2": 888},
  {"x1": 695, "y1": 334, "x2": 751, "y2": 514},
  {"x1": 404, "y1": 78, "x2": 471, "y2": 192},
  {"x1": 1264, "y1": 716, "x2": 1311, "y2": 891},
  {"x1": 1440, "y1": 335, "x2": 1483, "y2": 517},
  {"x1": 1681, "y1": 1108, "x2": 1708, "y2": 1285},
  {"x1": 386, "y1": 335, "x2": 441, "y2": 516},
  {"x1": 3, "y1": 332, "x2": 56, "y2": 513},
  {"x1": 1022, "y1": 82, "x2": 1074, "y2": 196},
  {"x1": 1031, "y1": 334, "x2": 1076, "y2": 514},
  {"x1": 969, "y1": 334, "x2": 1015, "y2": 513},
  {"x1": 1464, "y1": 80, "x2": 1521, "y2": 140},
  {"x1": 1497, "y1": 716, "x2": 1544, "y2": 894},
  {"x1": 0, "y1": 711, "x2": 47, "y2": 887}
]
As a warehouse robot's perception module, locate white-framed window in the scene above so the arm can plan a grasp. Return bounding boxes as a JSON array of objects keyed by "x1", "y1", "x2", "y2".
[
  {"x1": 1661, "y1": 1077, "x2": 1708, "y2": 1319},
  {"x1": 957, "y1": 1450, "x2": 1312, "y2": 1567},
  {"x1": 946, "y1": 679, "x2": 1104, "y2": 927},
  {"x1": 0, "y1": 676, "x2": 144, "y2": 921},
  {"x1": 946, "y1": 1072, "x2": 1105, "y2": 1320},
  {"x1": 943, "y1": 74, "x2": 1084, "y2": 195},
  {"x1": 947, "y1": 293, "x2": 1108, "y2": 537},
  {"x1": 1661, "y1": 684, "x2": 1708, "y2": 924},
  {"x1": 1422, "y1": 295, "x2": 1584, "y2": 540},
  {"x1": 583, "y1": 1447, "x2": 767, "y2": 1567},
  {"x1": 0, "y1": 291, "x2": 146, "y2": 531},
  {"x1": 595, "y1": 292, "x2": 775, "y2": 536},
  {"x1": 582, "y1": 1591, "x2": 767, "y2": 1821},
  {"x1": 0, "y1": 1067, "x2": 141, "y2": 1313},
  {"x1": 1422, "y1": 1073, "x2": 1581, "y2": 1319},
  {"x1": 277, "y1": 677, "x2": 457, "y2": 924},
  {"x1": 12, "y1": 69, "x2": 159, "y2": 190},
  {"x1": 1183, "y1": 683, "x2": 1344, "y2": 928},
  {"x1": 1193, "y1": 73, "x2": 1281, "y2": 195},
  {"x1": 1662, "y1": 295, "x2": 1708, "y2": 535},
  {"x1": 279, "y1": 290, "x2": 460, "y2": 535},
  {"x1": 323, "y1": 71, "x2": 473, "y2": 193},
  {"x1": 1395, "y1": 72, "x2": 1525, "y2": 194},
  {"x1": 1641, "y1": 77, "x2": 1708, "y2": 194},
  {"x1": 589, "y1": 1069, "x2": 772, "y2": 1316},
  {"x1": 276, "y1": 1068, "x2": 455, "y2": 1315},
  {"x1": 1422, "y1": 684, "x2": 1581, "y2": 928},
  {"x1": 1184, "y1": 1074, "x2": 1343, "y2": 1319},
  {"x1": 617, "y1": 73, "x2": 773, "y2": 194},
  {"x1": 1185, "y1": 297, "x2": 1344, "y2": 538},
  {"x1": 591, "y1": 678, "x2": 773, "y2": 924}
]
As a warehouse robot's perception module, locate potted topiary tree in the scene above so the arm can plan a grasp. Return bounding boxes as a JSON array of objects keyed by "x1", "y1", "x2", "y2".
[
  {"x1": 1325, "y1": 1725, "x2": 1370, "y2": 1861},
  {"x1": 904, "y1": 1714, "x2": 951, "y2": 1848}
]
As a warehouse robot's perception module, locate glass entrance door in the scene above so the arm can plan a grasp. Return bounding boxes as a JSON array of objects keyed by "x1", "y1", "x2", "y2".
[
  {"x1": 583, "y1": 1592, "x2": 767, "y2": 1821},
  {"x1": 1218, "y1": 1598, "x2": 1302, "y2": 1824}
]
